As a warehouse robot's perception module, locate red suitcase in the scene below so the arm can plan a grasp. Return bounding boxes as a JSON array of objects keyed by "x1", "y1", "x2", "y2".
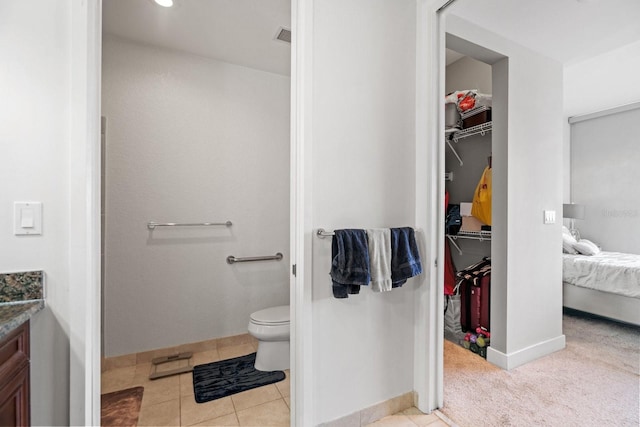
[
  {"x1": 471, "y1": 273, "x2": 490, "y2": 331},
  {"x1": 460, "y1": 273, "x2": 491, "y2": 332},
  {"x1": 460, "y1": 279, "x2": 472, "y2": 332}
]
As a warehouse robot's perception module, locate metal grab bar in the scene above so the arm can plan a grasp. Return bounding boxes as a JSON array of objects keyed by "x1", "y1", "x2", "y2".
[
  {"x1": 226, "y1": 252, "x2": 283, "y2": 264},
  {"x1": 147, "y1": 221, "x2": 232, "y2": 230}
]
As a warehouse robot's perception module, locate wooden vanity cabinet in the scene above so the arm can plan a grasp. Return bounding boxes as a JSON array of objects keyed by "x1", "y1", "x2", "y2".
[{"x1": 0, "y1": 321, "x2": 30, "y2": 427}]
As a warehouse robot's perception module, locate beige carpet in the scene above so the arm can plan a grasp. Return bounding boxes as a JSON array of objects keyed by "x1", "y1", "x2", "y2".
[{"x1": 441, "y1": 310, "x2": 640, "y2": 427}]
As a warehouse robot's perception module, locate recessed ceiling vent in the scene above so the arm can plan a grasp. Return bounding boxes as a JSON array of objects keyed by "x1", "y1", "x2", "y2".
[{"x1": 275, "y1": 27, "x2": 292, "y2": 44}]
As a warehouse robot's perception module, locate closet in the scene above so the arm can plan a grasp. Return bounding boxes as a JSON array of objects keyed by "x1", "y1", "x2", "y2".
[{"x1": 443, "y1": 52, "x2": 493, "y2": 355}]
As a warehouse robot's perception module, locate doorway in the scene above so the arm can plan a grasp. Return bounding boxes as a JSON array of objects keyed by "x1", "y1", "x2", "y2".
[{"x1": 99, "y1": 1, "x2": 296, "y2": 425}]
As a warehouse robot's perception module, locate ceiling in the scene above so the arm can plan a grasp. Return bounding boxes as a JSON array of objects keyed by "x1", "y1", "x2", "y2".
[
  {"x1": 103, "y1": 0, "x2": 640, "y2": 75},
  {"x1": 102, "y1": 0, "x2": 291, "y2": 76},
  {"x1": 447, "y1": 0, "x2": 640, "y2": 65}
]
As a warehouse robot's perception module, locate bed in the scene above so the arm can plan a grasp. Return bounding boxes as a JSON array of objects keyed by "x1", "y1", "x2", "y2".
[{"x1": 563, "y1": 251, "x2": 640, "y2": 326}]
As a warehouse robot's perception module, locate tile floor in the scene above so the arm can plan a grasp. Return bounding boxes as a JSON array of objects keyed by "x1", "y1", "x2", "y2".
[
  {"x1": 365, "y1": 408, "x2": 452, "y2": 427},
  {"x1": 101, "y1": 342, "x2": 452, "y2": 427},
  {"x1": 102, "y1": 341, "x2": 290, "y2": 426}
]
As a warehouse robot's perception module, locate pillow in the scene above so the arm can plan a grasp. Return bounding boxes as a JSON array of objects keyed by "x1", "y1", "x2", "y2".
[
  {"x1": 562, "y1": 233, "x2": 578, "y2": 254},
  {"x1": 574, "y1": 239, "x2": 601, "y2": 256},
  {"x1": 562, "y1": 225, "x2": 572, "y2": 236}
]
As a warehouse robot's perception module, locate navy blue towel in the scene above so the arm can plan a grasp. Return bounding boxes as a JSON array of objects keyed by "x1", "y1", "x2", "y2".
[
  {"x1": 330, "y1": 229, "x2": 371, "y2": 298},
  {"x1": 390, "y1": 227, "x2": 423, "y2": 287}
]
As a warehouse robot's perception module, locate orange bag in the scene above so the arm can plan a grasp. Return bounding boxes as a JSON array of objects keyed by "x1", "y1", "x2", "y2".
[{"x1": 471, "y1": 166, "x2": 492, "y2": 225}]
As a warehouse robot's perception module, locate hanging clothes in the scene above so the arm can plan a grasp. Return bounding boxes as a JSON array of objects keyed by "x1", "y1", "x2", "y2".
[{"x1": 444, "y1": 239, "x2": 457, "y2": 296}]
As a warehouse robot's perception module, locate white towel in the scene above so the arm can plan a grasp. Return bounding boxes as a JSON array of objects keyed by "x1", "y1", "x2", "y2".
[{"x1": 367, "y1": 228, "x2": 392, "y2": 292}]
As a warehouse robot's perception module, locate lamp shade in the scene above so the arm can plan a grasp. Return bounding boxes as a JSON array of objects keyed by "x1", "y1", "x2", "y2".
[{"x1": 563, "y1": 204, "x2": 585, "y2": 220}]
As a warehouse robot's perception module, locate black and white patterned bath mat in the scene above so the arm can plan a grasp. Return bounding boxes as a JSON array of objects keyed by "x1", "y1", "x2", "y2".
[{"x1": 192, "y1": 352, "x2": 285, "y2": 403}]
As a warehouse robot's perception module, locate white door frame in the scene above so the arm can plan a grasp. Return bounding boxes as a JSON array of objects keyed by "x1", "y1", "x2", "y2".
[
  {"x1": 290, "y1": 0, "x2": 314, "y2": 425},
  {"x1": 415, "y1": 0, "x2": 448, "y2": 413},
  {"x1": 71, "y1": 0, "x2": 102, "y2": 425},
  {"x1": 78, "y1": 0, "x2": 312, "y2": 424}
]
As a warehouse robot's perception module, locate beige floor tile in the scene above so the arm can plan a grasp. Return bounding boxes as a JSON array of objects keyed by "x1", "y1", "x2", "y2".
[
  {"x1": 192, "y1": 349, "x2": 222, "y2": 366},
  {"x1": 236, "y1": 398, "x2": 290, "y2": 426},
  {"x1": 181, "y1": 395, "x2": 235, "y2": 426},
  {"x1": 397, "y1": 407, "x2": 424, "y2": 416},
  {"x1": 101, "y1": 365, "x2": 136, "y2": 394},
  {"x1": 181, "y1": 371, "x2": 195, "y2": 396},
  {"x1": 136, "y1": 346, "x2": 182, "y2": 364},
  {"x1": 231, "y1": 384, "x2": 282, "y2": 412},
  {"x1": 407, "y1": 413, "x2": 442, "y2": 426},
  {"x1": 283, "y1": 396, "x2": 290, "y2": 408},
  {"x1": 155, "y1": 358, "x2": 191, "y2": 373},
  {"x1": 139, "y1": 375, "x2": 180, "y2": 407},
  {"x1": 179, "y1": 337, "x2": 218, "y2": 354},
  {"x1": 218, "y1": 343, "x2": 255, "y2": 361},
  {"x1": 190, "y1": 412, "x2": 240, "y2": 426},
  {"x1": 319, "y1": 412, "x2": 360, "y2": 427},
  {"x1": 432, "y1": 410, "x2": 454, "y2": 427},
  {"x1": 217, "y1": 333, "x2": 253, "y2": 349},
  {"x1": 274, "y1": 373, "x2": 290, "y2": 398},
  {"x1": 137, "y1": 397, "x2": 180, "y2": 426},
  {"x1": 103, "y1": 353, "x2": 137, "y2": 370},
  {"x1": 132, "y1": 363, "x2": 153, "y2": 384},
  {"x1": 365, "y1": 415, "x2": 418, "y2": 427}
]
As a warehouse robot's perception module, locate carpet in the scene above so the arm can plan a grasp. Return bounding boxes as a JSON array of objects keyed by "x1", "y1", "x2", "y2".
[
  {"x1": 193, "y1": 352, "x2": 285, "y2": 403},
  {"x1": 440, "y1": 310, "x2": 640, "y2": 427},
  {"x1": 101, "y1": 386, "x2": 144, "y2": 427}
]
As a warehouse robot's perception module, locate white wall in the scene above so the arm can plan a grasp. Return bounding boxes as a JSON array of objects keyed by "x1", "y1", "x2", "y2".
[
  {"x1": 102, "y1": 37, "x2": 291, "y2": 356},
  {"x1": 569, "y1": 107, "x2": 640, "y2": 254},
  {"x1": 311, "y1": 0, "x2": 418, "y2": 423},
  {"x1": 563, "y1": 40, "x2": 640, "y2": 205},
  {"x1": 0, "y1": 1, "x2": 71, "y2": 424},
  {"x1": 445, "y1": 55, "x2": 492, "y2": 95},
  {"x1": 446, "y1": 15, "x2": 565, "y2": 368},
  {"x1": 564, "y1": 40, "x2": 640, "y2": 118}
]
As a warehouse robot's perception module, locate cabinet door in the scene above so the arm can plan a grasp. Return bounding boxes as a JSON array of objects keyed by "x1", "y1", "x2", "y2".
[{"x1": 0, "y1": 364, "x2": 29, "y2": 427}]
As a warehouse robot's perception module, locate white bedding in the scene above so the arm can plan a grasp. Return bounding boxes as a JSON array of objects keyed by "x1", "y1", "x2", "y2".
[{"x1": 563, "y1": 251, "x2": 640, "y2": 298}]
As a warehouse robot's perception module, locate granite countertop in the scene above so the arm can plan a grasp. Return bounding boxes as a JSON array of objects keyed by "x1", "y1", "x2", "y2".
[
  {"x1": 0, "y1": 271, "x2": 45, "y2": 340},
  {"x1": 0, "y1": 300, "x2": 45, "y2": 340}
]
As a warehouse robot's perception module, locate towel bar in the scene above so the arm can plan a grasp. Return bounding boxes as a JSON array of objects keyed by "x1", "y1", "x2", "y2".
[{"x1": 316, "y1": 228, "x2": 335, "y2": 238}]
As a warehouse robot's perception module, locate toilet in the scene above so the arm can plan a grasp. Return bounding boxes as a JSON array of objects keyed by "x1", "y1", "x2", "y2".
[{"x1": 248, "y1": 305, "x2": 290, "y2": 371}]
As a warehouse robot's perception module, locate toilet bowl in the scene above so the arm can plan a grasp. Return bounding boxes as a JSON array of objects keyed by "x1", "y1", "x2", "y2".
[{"x1": 248, "y1": 305, "x2": 290, "y2": 371}]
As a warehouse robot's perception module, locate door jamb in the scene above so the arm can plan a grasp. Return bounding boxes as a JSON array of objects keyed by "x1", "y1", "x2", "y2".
[
  {"x1": 290, "y1": 0, "x2": 314, "y2": 425},
  {"x1": 415, "y1": 0, "x2": 448, "y2": 412}
]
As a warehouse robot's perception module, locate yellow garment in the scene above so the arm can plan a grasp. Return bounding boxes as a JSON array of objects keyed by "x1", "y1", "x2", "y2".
[{"x1": 471, "y1": 166, "x2": 492, "y2": 225}]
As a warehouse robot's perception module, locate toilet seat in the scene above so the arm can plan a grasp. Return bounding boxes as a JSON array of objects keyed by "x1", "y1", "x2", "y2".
[{"x1": 250, "y1": 305, "x2": 290, "y2": 326}]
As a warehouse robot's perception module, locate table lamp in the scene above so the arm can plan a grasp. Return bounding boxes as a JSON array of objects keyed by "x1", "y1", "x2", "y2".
[{"x1": 563, "y1": 203, "x2": 585, "y2": 240}]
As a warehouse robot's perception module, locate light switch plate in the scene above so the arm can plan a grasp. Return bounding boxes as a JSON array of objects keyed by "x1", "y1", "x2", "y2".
[
  {"x1": 14, "y1": 202, "x2": 42, "y2": 235},
  {"x1": 544, "y1": 210, "x2": 556, "y2": 224}
]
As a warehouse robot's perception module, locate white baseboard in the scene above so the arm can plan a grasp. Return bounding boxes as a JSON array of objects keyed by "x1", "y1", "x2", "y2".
[{"x1": 487, "y1": 334, "x2": 566, "y2": 370}]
